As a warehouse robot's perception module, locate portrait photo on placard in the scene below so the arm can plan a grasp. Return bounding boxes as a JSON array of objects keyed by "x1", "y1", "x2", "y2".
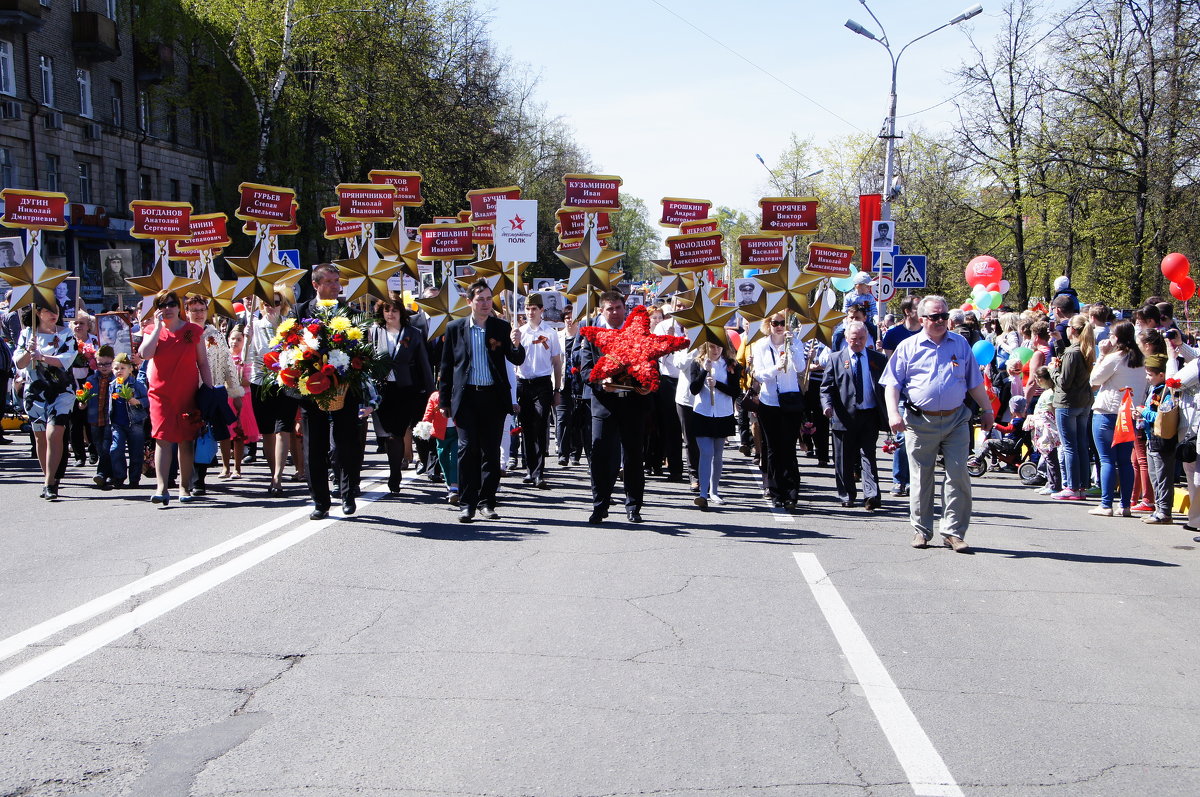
[
  {"x1": 0, "y1": 236, "x2": 25, "y2": 298},
  {"x1": 57, "y1": 277, "x2": 79, "y2": 319},
  {"x1": 871, "y1": 221, "x2": 895, "y2": 251},
  {"x1": 735, "y1": 278, "x2": 762, "y2": 306},
  {"x1": 624, "y1": 293, "x2": 645, "y2": 310},
  {"x1": 538, "y1": 290, "x2": 567, "y2": 326},
  {"x1": 101, "y1": 249, "x2": 136, "y2": 295},
  {"x1": 96, "y1": 312, "x2": 133, "y2": 355},
  {"x1": 532, "y1": 277, "x2": 554, "y2": 292}
]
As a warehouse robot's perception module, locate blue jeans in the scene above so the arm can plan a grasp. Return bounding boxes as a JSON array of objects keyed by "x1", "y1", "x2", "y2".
[
  {"x1": 109, "y1": 422, "x2": 146, "y2": 485},
  {"x1": 1092, "y1": 412, "x2": 1133, "y2": 509},
  {"x1": 892, "y1": 433, "x2": 908, "y2": 488},
  {"x1": 1055, "y1": 406, "x2": 1090, "y2": 491},
  {"x1": 696, "y1": 436, "x2": 725, "y2": 499},
  {"x1": 90, "y1": 425, "x2": 113, "y2": 481}
]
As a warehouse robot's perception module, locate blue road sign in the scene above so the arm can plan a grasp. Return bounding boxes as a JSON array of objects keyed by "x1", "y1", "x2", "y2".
[
  {"x1": 871, "y1": 246, "x2": 900, "y2": 273},
  {"x1": 278, "y1": 249, "x2": 301, "y2": 270},
  {"x1": 894, "y1": 255, "x2": 927, "y2": 288}
]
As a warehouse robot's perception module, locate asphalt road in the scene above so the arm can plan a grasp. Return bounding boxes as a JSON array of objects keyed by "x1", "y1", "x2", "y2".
[{"x1": 1, "y1": 437, "x2": 1198, "y2": 797}]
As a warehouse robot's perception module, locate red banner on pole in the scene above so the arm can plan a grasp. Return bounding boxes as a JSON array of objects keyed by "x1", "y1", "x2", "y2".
[
  {"x1": 737, "y1": 234, "x2": 786, "y2": 267},
  {"x1": 562, "y1": 174, "x2": 622, "y2": 212},
  {"x1": 804, "y1": 242, "x2": 856, "y2": 277},
  {"x1": 130, "y1": 201, "x2": 192, "y2": 239},
  {"x1": 859, "y1": 193, "x2": 882, "y2": 272},
  {"x1": 759, "y1": 197, "x2": 820, "y2": 234},
  {"x1": 0, "y1": 189, "x2": 69, "y2": 230},
  {"x1": 666, "y1": 231, "x2": 726, "y2": 272},
  {"x1": 236, "y1": 182, "x2": 296, "y2": 224},
  {"x1": 466, "y1": 186, "x2": 521, "y2": 223},
  {"x1": 418, "y1": 223, "x2": 476, "y2": 260},
  {"x1": 337, "y1": 183, "x2": 396, "y2": 222},
  {"x1": 243, "y1": 202, "x2": 300, "y2": 236},
  {"x1": 660, "y1": 197, "x2": 712, "y2": 227},
  {"x1": 321, "y1": 206, "x2": 362, "y2": 240},
  {"x1": 368, "y1": 170, "x2": 424, "y2": 207},
  {"x1": 178, "y1": 212, "x2": 230, "y2": 251}
]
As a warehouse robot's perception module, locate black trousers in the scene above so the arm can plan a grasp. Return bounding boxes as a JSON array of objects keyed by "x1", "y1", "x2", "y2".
[
  {"x1": 758, "y1": 403, "x2": 802, "y2": 501},
  {"x1": 832, "y1": 420, "x2": 880, "y2": 503},
  {"x1": 676, "y1": 402, "x2": 700, "y2": 480},
  {"x1": 590, "y1": 396, "x2": 650, "y2": 511},
  {"x1": 301, "y1": 399, "x2": 362, "y2": 511},
  {"x1": 803, "y1": 378, "x2": 830, "y2": 464},
  {"x1": 455, "y1": 385, "x2": 508, "y2": 510},
  {"x1": 654, "y1": 376, "x2": 684, "y2": 479},
  {"x1": 517, "y1": 376, "x2": 553, "y2": 482},
  {"x1": 563, "y1": 396, "x2": 591, "y2": 461}
]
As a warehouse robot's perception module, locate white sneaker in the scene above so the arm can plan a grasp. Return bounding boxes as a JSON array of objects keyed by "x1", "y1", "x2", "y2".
[
  {"x1": 709, "y1": 493, "x2": 725, "y2": 506},
  {"x1": 1036, "y1": 486, "x2": 1053, "y2": 495}
]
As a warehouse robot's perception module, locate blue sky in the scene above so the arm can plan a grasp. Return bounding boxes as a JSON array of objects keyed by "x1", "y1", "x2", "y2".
[{"x1": 484, "y1": 0, "x2": 1059, "y2": 219}]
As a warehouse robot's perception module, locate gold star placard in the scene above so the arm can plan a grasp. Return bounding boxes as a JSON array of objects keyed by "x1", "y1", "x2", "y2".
[
  {"x1": 190, "y1": 260, "x2": 253, "y2": 321},
  {"x1": 465, "y1": 251, "x2": 530, "y2": 295},
  {"x1": 334, "y1": 230, "x2": 403, "y2": 303},
  {"x1": 0, "y1": 247, "x2": 71, "y2": 312},
  {"x1": 671, "y1": 280, "x2": 737, "y2": 351},
  {"x1": 797, "y1": 292, "x2": 844, "y2": 347},
  {"x1": 126, "y1": 243, "x2": 200, "y2": 319},
  {"x1": 226, "y1": 241, "x2": 306, "y2": 303},
  {"x1": 556, "y1": 227, "x2": 625, "y2": 299},
  {"x1": 414, "y1": 268, "x2": 470, "y2": 340},
  {"x1": 374, "y1": 222, "x2": 421, "y2": 280}
]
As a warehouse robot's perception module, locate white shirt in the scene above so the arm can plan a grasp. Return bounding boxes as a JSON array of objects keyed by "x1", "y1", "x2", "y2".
[
  {"x1": 516, "y1": 321, "x2": 561, "y2": 379},
  {"x1": 690, "y1": 357, "x2": 735, "y2": 418},
  {"x1": 655, "y1": 318, "x2": 686, "y2": 378},
  {"x1": 752, "y1": 336, "x2": 808, "y2": 406}
]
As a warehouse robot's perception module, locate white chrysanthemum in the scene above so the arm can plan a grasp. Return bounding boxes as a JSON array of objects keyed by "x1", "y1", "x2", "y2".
[
  {"x1": 328, "y1": 349, "x2": 350, "y2": 372},
  {"x1": 413, "y1": 421, "x2": 434, "y2": 440},
  {"x1": 279, "y1": 349, "x2": 298, "y2": 369},
  {"x1": 302, "y1": 330, "x2": 320, "y2": 350}
]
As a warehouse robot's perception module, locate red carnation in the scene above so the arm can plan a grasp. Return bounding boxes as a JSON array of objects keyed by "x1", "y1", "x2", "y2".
[
  {"x1": 350, "y1": 356, "x2": 364, "y2": 370},
  {"x1": 332, "y1": 332, "x2": 346, "y2": 344},
  {"x1": 307, "y1": 323, "x2": 321, "y2": 334},
  {"x1": 321, "y1": 363, "x2": 336, "y2": 376}
]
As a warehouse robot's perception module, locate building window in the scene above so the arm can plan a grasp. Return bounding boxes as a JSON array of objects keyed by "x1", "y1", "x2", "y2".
[
  {"x1": 138, "y1": 172, "x2": 152, "y2": 198},
  {"x1": 39, "y1": 56, "x2": 54, "y2": 107},
  {"x1": 137, "y1": 90, "x2": 149, "y2": 133},
  {"x1": 190, "y1": 182, "x2": 201, "y2": 207},
  {"x1": 169, "y1": 179, "x2": 180, "y2": 202},
  {"x1": 166, "y1": 108, "x2": 177, "y2": 142},
  {"x1": 110, "y1": 79, "x2": 122, "y2": 126},
  {"x1": 76, "y1": 68, "x2": 92, "y2": 118},
  {"x1": 44, "y1": 154, "x2": 59, "y2": 192},
  {"x1": 77, "y1": 162, "x2": 92, "y2": 203},
  {"x1": 0, "y1": 41, "x2": 14, "y2": 96},
  {"x1": 0, "y1": 148, "x2": 14, "y2": 188},
  {"x1": 115, "y1": 168, "x2": 127, "y2": 210}
]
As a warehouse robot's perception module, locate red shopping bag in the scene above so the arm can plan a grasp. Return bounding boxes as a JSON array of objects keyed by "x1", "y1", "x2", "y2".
[{"x1": 1113, "y1": 387, "x2": 1136, "y2": 444}]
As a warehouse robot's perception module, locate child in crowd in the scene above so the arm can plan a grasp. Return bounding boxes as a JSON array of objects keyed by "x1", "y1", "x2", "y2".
[
  {"x1": 981, "y1": 396, "x2": 1028, "y2": 470},
  {"x1": 109, "y1": 352, "x2": 149, "y2": 488},
  {"x1": 1140, "y1": 354, "x2": 1177, "y2": 524},
  {"x1": 419, "y1": 391, "x2": 459, "y2": 504},
  {"x1": 81, "y1": 345, "x2": 117, "y2": 489},
  {"x1": 1029, "y1": 366, "x2": 1063, "y2": 495},
  {"x1": 225, "y1": 324, "x2": 261, "y2": 478}
]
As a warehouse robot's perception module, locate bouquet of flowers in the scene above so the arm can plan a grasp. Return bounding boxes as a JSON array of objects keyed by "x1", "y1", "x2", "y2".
[
  {"x1": 260, "y1": 300, "x2": 384, "y2": 410},
  {"x1": 112, "y1": 379, "x2": 135, "y2": 402},
  {"x1": 75, "y1": 381, "x2": 96, "y2": 403},
  {"x1": 577, "y1": 305, "x2": 688, "y2": 392}
]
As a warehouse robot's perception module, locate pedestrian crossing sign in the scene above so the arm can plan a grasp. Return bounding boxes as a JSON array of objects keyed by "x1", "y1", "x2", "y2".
[{"x1": 894, "y1": 255, "x2": 927, "y2": 288}]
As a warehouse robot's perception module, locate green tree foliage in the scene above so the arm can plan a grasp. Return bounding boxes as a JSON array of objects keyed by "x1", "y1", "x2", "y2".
[{"x1": 608, "y1": 193, "x2": 661, "y2": 282}]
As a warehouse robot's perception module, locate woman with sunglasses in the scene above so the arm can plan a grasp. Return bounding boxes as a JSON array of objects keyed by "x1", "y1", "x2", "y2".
[
  {"x1": 140, "y1": 290, "x2": 214, "y2": 505},
  {"x1": 14, "y1": 303, "x2": 77, "y2": 499},
  {"x1": 751, "y1": 311, "x2": 808, "y2": 509},
  {"x1": 246, "y1": 289, "x2": 298, "y2": 496}
]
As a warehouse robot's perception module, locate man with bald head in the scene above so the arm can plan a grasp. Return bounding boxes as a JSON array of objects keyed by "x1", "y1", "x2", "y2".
[{"x1": 821, "y1": 321, "x2": 888, "y2": 511}]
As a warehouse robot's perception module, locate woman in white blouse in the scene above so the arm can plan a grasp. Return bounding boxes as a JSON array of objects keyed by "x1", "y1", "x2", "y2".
[
  {"x1": 750, "y1": 312, "x2": 808, "y2": 509},
  {"x1": 685, "y1": 341, "x2": 743, "y2": 509},
  {"x1": 1088, "y1": 320, "x2": 1147, "y2": 516}
]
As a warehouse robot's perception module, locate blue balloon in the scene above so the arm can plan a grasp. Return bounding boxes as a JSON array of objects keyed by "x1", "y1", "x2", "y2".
[{"x1": 972, "y1": 340, "x2": 996, "y2": 367}]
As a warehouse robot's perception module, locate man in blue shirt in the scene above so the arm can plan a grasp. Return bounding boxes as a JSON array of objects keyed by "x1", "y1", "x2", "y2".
[{"x1": 881, "y1": 295, "x2": 995, "y2": 552}]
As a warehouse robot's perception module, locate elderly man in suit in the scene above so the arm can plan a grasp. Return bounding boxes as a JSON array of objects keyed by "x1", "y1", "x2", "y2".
[
  {"x1": 821, "y1": 320, "x2": 888, "y2": 511},
  {"x1": 439, "y1": 280, "x2": 525, "y2": 522}
]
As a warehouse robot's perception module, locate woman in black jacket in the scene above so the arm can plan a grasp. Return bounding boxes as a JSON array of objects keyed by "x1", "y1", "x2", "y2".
[{"x1": 370, "y1": 296, "x2": 435, "y2": 493}]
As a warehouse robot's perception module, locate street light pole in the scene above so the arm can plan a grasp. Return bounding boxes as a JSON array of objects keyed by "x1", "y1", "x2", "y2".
[{"x1": 846, "y1": 2, "x2": 982, "y2": 325}]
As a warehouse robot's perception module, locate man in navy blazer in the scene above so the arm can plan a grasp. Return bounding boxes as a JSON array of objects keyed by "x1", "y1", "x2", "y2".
[
  {"x1": 821, "y1": 321, "x2": 888, "y2": 510},
  {"x1": 438, "y1": 280, "x2": 525, "y2": 522}
]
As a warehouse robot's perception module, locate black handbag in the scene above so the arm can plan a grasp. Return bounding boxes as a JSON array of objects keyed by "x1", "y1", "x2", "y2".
[{"x1": 1178, "y1": 439, "x2": 1197, "y2": 463}]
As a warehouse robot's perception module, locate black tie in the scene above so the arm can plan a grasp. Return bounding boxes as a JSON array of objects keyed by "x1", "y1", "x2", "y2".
[{"x1": 853, "y1": 353, "x2": 864, "y2": 406}]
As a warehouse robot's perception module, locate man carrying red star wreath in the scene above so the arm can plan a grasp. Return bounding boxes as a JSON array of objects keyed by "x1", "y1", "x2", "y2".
[{"x1": 576, "y1": 291, "x2": 688, "y2": 524}]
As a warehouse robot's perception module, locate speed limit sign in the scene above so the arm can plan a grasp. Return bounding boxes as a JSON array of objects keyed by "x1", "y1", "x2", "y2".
[{"x1": 875, "y1": 273, "x2": 895, "y2": 303}]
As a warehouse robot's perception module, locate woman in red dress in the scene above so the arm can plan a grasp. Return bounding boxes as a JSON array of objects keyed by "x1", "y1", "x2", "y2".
[{"x1": 139, "y1": 290, "x2": 214, "y2": 505}]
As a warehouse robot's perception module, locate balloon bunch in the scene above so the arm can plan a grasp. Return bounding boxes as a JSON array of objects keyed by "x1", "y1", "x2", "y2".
[
  {"x1": 1162, "y1": 253, "x2": 1194, "y2": 302},
  {"x1": 962, "y1": 255, "x2": 1009, "y2": 312}
]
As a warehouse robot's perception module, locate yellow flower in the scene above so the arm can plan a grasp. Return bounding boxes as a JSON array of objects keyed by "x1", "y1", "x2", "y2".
[
  {"x1": 316, "y1": 299, "x2": 337, "y2": 308},
  {"x1": 329, "y1": 316, "x2": 352, "y2": 332},
  {"x1": 298, "y1": 379, "x2": 313, "y2": 396},
  {"x1": 277, "y1": 318, "x2": 296, "y2": 334},
  {"x1": 269, "y1": 334, "x2": 283, "y2": 347},
  {"x1": 346, "y1": 328, "x2": 363, "y2": 341}
]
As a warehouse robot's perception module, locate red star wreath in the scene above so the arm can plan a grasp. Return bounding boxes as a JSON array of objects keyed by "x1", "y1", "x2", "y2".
[{"x1": 579, "y1": 305, "x2": 689, "y2": 392}]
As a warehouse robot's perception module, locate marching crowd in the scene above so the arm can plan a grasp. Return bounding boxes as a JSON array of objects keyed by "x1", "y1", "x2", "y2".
[{"x1": 3, "y1": 267, "x2": 1199, "y2": 552}]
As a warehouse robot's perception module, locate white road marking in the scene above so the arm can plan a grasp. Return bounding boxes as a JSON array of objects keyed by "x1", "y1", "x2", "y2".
[
  {"x1": 770, "y1": 508, "x2": 795, "y2": 523},
  {"x1": 0, "y1": 480, "x2": 389, "y2": 703},
  {"x1": 793, "y1": 552, "x2": 964, "y2": 797}
]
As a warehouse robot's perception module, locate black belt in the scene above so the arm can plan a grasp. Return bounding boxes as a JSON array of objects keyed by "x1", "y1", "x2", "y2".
[
  {"x1": 465, "y1": 384, "x2": 496, "y2": 391},
  {"x1": 518, "y1": 375, "x2": 552, "y2": 384}
]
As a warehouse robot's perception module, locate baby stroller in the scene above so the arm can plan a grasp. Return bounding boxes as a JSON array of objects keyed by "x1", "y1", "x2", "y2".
[{"x1": 966, "y1": 433, "x2": 1038, "y2": 480}]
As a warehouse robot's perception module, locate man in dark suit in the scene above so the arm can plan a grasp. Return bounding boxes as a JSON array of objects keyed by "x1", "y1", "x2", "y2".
[
  {"x1": 439, "y1": 280, "x2": 525, "y2": 522},
  {"x1": 291, "y1": 263, "x2": 374, "y2": 521},
  {"x1": 577, "y1": 291, "x2": 654, "y2": 524},
  {"x1": 820, "y1": 320, "x2": 888, "y2": 510}
]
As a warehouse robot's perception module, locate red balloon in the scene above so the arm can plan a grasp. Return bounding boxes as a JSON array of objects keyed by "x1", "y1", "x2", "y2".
[
  {"x1": 985, "y1": 283, "x2": 1000, "y2": 292},
  {"x1": 965, "y1": 256, "x2": 1002, "y2": 287},
  {"x1": 1170, "y1": 278, "x2": 1196, "y2": 302},
  {"x1": 233, "y1": 302, "x2": 246, "y2": 313},
  {"x1": 727, "y1": 329, "x2": 742, "y2": 352},
  {"x1": 1162, "y1": 252, "x2": 1190, "y2": 283},
  {"x1": 961, "y1": 302, "x2": 974, "y2": 311}
]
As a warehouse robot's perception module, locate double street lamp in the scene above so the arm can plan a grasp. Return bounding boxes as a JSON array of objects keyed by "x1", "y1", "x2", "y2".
[{"x1": 845, "y1": 1, "x2": 982, "y2": 318}]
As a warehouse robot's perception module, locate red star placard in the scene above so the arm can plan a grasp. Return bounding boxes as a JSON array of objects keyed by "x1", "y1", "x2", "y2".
[{"x1": 578, "y1": 304, "x2": 689, "y2": 392}]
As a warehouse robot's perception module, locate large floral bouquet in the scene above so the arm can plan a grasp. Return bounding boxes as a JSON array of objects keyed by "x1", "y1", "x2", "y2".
[
  {"x1": 578, "y1": 305, "x2": 689, "y2": 392},
  {"x1": 261, "y1": 300, "x2": 384, "y2": 410}
]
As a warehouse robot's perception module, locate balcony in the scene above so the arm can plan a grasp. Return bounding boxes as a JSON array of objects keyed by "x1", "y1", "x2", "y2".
[
  {"x1": 0, "y1": 0, "x2": 43, "y2": 32},
  {"x1": 72, "y1": 12, "x2": 120, "y2": 62},
  {"x1": 135, "y1": 41, "x2": 175, "y2": 84}
]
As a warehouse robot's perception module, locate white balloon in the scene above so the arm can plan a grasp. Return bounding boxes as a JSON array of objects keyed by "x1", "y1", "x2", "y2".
[{"x1": 999, "y1": 279, "x2": 1011, "y2": 293}]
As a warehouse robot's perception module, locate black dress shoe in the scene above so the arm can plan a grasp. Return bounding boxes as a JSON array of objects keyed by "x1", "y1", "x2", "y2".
[
  {"x1": 557, "y1": 457, "x2": 569, "y2": 467},
  {"x1": 536, "y1": 480, "x2": 550, "y2": 489},
  {"x1": 841, "y1": 500, "x2": 855, "y2": 508},
  {"x1": 459, "y1": 507, "x2": 475, "y2": 523},
  {"x1": 864, "y1": 496, "x2": 882, "y2": 511},
  {"x1": 479, "y1": 506, "x2": 500, "y2": 520},
  {"x1": 342, "y1": 496, "x2": 357, "y2": 515},
  {"x1": 770, "y1": 498, "x2": 784, "y2": 509},
  {"x1": 588, "y1": 508, "x2": 608, "y2": 524},
  {"x1": 521, "y1": 476, "x2": 535, "y2": 485},
  {"x1": 627, "y1": 508, "x2": 643, "y2": 523},
  {"x1": 310, "y1": 508, "x2": 329, "y2": 520}
]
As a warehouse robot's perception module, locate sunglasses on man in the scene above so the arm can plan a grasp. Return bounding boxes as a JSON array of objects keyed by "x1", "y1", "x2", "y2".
[{"x1": 922, "y1": 312, "x2": 950, "y2": 322}]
